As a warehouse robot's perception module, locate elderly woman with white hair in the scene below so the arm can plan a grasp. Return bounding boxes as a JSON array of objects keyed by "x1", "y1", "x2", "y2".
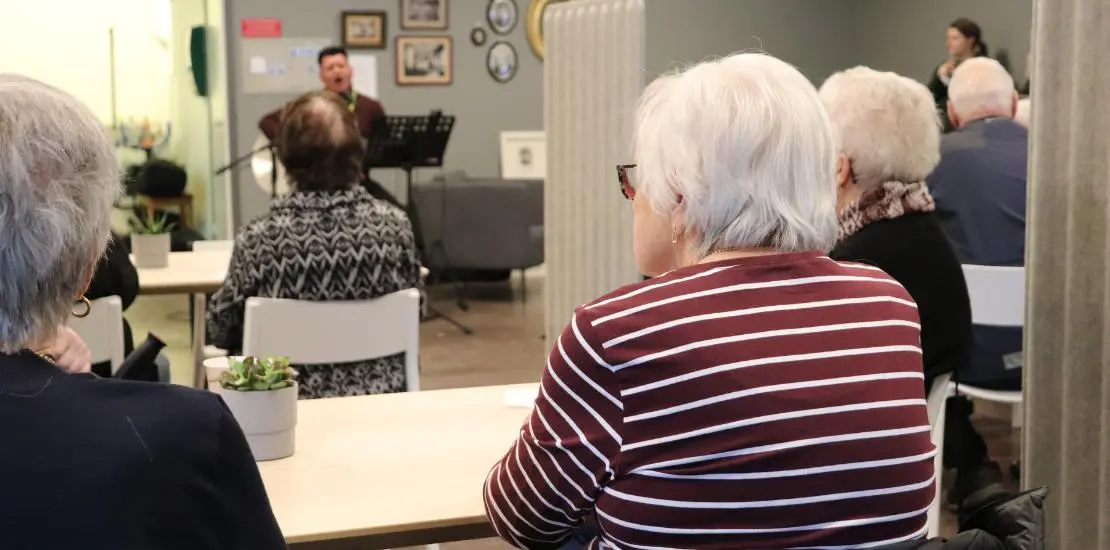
[
  {"x1": 820, "y1": 67, "x2": 973, "y2": 393},
  {"x1": 0, "y1": 75, "x2": 284, "y2": 548},
  {"x1": 483, "y1": 53, "x2": 936, "y2": 550},
  {"x1": 820, "y1": 68, "x2": 996, "y2": 511}
]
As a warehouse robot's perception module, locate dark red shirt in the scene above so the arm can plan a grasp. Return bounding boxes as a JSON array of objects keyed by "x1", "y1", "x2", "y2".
[
  {"x1": 483, "y1": 252, "x2": 935, "y2": 549},
  {"x1": 258, "y1": 92, "x2": 385, "y2": 141}
]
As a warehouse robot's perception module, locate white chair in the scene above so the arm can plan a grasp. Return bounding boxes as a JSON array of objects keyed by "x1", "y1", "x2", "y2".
[
  {"x1": 192, "y1": 240, "x2": 234, "y2": 358},
  {"x1": 241, "y1": 288, "x2": 422, "y2": 392},
  {"x1": 241, "y1": 290, "x2": 439, "y2": 550},
  {"x1": 191, "y1": 239, "x2": 234, "y2": 252},
  {"x1": 925, "y1": 373, "x2": 952, "y2": 537},
  {"x1": 949, "y1": 265, "x2": 1025, "y2": 426},
  {"x1": 69, "y1": 296, "x2": 125, "y2": 373}
]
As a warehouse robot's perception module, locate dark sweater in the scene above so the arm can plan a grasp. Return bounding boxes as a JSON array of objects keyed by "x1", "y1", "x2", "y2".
[
  {"x1": 830, "y1": 212, "x2": 972, "y2": 386},
  {"x1": 0, "y1": 352, "x2": 286, "y2": 549}
]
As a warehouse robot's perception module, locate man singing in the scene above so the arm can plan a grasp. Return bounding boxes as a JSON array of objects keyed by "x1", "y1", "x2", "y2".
[
  {"x1": 259, "y1": 46, "x2": 384, "y2": 142},
  {"x1": 258, "y1": 45, "x2": 414, "y2": 229}
]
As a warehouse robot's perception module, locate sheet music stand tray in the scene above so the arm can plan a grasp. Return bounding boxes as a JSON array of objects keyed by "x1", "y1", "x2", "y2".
[{"x1": 366, "y1": 113, "x2": 472, "y2": 335}]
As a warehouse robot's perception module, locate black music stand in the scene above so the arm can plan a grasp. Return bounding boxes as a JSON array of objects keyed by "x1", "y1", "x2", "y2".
[{"x1": 366, "y1": 112, "x2": 473, "y2": 335}]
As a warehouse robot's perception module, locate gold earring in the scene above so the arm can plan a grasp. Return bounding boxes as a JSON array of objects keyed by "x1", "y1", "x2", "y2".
[
  {"x1": 671, "y1": 227, "x2": 679, "y2": 245},
  {"x1": 72, "y1": 296, "x2": 91, "y2": 319}
]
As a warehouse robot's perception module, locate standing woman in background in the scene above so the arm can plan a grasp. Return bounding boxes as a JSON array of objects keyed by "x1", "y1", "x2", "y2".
[{"x1": 929, "y1": 18, "x2": 988, "y2": 132}]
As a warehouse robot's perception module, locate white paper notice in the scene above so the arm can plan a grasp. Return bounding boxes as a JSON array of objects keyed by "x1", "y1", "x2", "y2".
[
  {"x1": 249, "y1": 56, "x2": 267, "y2": 74},
  {"x1": 347, "y1": 53, "x2": 379, "y2": 99}
]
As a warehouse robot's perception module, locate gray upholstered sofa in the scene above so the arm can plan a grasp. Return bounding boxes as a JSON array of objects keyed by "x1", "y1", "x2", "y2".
[{"x1": 411, "y1": 173, "x2": 543, "y2": 289}]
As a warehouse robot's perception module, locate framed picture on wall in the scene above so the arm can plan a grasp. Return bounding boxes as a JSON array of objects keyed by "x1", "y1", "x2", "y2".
[
  {"x1": 341, "y1": 11, "x2": 387, "y2": 49},
  {"x1": 526, "y1": 0, "x2": 568, "y2": 60},
  {"x1": 500, "y1": 131, "x2": 546, "y2": 179},
  {"x1": 400, "y1": 0, "x2": 449, "y2": 30},
  {"x1": 395, "y1": 36, "x2": 453, "y2": 86}
]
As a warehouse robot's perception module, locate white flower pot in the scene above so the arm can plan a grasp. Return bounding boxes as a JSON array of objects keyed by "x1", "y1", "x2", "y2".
[
  {"x1": 131, "y1": 233, "x2": 171, "y2": 269},
  {"x1": 220, "y1": 384, "x2": 298, "y2": 461},
  {"x1": 203, "y1": 355, "x2": 241, "y2": 391}
]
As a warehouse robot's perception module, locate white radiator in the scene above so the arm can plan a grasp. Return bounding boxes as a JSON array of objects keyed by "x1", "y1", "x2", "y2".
[{"x1": 544, "y1": 0, "x2": 645, "y2": 342}]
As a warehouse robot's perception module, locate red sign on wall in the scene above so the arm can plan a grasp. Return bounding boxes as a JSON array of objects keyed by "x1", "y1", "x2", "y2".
[{"x1": 241, "y1": 18, "x2": 282, "y2": 38}]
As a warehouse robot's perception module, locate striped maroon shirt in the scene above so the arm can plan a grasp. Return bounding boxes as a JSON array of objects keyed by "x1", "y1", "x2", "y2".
[{"x1": 483, "y1": 251, "x2": 935, "y2": 549}]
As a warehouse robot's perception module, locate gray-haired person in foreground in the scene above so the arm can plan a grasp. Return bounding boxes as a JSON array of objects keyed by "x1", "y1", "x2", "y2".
[{"x1": 0, "y1": 74, "x2": 285, "y2": 549}]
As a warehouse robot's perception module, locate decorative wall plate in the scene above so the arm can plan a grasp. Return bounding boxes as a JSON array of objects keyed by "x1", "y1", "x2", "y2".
[
  {"x1": 470, "y1": 26, "x2": 488, "y2": 46},
  {"x1": 486, "y1": 0, "x2": 518, "y2": 35},
  {"x1": 487, "y1": 41, "x2": 518, "y2": 83}
]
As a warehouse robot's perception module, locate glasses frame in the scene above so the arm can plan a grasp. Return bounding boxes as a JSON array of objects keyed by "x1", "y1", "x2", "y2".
[{"x1": 616, "y1": 163, "x2": 637, "y2": 200}]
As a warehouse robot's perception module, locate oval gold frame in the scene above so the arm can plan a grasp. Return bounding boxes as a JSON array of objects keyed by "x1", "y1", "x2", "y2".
[{"x1": 525, "y1": 0, "x2": 563, "y2": 61}]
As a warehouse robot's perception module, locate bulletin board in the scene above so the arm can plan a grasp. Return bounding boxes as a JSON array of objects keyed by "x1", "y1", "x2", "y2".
[{"x1": 241, "y1": 37, "x2": 333, "y2": 94}]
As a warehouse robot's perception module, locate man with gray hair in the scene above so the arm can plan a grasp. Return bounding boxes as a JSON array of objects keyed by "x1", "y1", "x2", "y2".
[
  {"x1": 926, "y1": 56, "x2": 1026, "y2": 509},
  {"x1": 931, "y1": 57, "x2": 1025, "y2": 265}
]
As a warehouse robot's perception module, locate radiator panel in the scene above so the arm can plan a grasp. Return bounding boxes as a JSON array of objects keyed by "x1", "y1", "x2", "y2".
[{"x1": 544, "y1": 0, "x2": 645, "y2": 342}]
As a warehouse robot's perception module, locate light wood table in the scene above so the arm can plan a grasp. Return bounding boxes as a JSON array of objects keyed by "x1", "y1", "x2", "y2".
[
  {"x1": 260, "y1": 383, "x2": 536, "y2": 549},
  {"x1": 134, "y1": 251, "x2": 231, "y2": 388}
]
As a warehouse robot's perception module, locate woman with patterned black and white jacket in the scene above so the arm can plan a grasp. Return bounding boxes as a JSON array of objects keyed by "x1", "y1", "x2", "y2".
[{"x1": 207, "y1": 90, "x2": 421, "y2": 399}]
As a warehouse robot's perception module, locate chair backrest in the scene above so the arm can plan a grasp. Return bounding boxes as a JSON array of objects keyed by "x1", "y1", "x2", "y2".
[
  {"x1": 69, "y1": 296, "x2": 125, "y2": 372},
  {"x1": 926, "y1": 373, "x2": 952, "y2": 427},
  {"x1": 242, "y1": 288, "x2": 421, "y2": 391},
  {"x1": 192, "y1": 239, "x2": 234, "y2": 252},
  {"x1": 961, "y1": 265, "x2": 1025, "y2": 327},
  {"x1": 924, "y1": 372, "x2": 951, "y2": 538}
]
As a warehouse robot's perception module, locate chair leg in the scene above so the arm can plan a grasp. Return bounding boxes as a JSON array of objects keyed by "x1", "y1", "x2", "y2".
[
  {"x1": 188, "y1": 297, "x2": 195, "y2": 341},
  {"x1": 520, "y1": 269, "x2": 527, "y2": 303}
]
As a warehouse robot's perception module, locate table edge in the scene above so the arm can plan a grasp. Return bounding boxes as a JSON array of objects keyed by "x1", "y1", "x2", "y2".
[{"x1": 285, "y1": 515, "x2": 492, "y2": 544}]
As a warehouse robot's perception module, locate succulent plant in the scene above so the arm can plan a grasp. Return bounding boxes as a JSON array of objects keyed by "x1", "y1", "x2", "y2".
[
  {"x1": 129, "y1": 211, "x2": 176, "y2": 235},
  {"x1": 219, "y1": 356, "x2": 297, "y2": 391}
]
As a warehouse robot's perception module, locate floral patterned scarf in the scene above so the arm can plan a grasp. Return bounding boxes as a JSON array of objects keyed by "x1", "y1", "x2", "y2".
[{"x1": 837, "y1": 180, "x2": 936, "y2": 242}]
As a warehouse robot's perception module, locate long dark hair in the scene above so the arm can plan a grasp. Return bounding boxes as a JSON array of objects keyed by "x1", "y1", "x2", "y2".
[{"x1": 950, "y1": 17, "x2": 988, "y2": 57}]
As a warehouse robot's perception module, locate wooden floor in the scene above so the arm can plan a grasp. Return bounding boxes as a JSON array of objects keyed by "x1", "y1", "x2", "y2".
[{"x1": 128, "y1": 268, "x2": 1019, "y2": 548}]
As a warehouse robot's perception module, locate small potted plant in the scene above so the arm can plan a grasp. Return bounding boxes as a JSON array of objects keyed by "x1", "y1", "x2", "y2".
[
  {"x1": 129, "y1": 211, "x2": 175, "y2": 268},
  {"x1": 218, "y1": 356, "x2": 298, "y2": 461}
]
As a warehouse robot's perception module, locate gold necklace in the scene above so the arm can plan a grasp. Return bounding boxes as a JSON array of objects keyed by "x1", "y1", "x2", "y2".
[{"x1": 30, "y1": 350, "x2": 56, "y2": 365}]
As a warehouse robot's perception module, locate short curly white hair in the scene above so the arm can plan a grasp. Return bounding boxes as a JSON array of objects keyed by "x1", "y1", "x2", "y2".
[
  {"x1": 819, "y1": 66, "x2": 941, "y2": 184},
  {"x1": 0, "y1": 75, "x2": 120, "y2": 352},
  {"x1": 633, "y1": 53, "x2": 838, "y2": 256}
]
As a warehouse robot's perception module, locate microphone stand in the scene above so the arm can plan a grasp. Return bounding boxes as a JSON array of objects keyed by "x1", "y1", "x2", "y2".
[{"x1": 215, "y1": 142, "x2": 279, "y2": 199}]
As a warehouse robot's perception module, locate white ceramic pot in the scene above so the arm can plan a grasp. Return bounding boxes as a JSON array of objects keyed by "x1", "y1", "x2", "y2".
[
  {"x1": 202, "y1": 356, "x2": 241, "y2": 391},
  {"x1": 131, "y1": 233, "x2": 171, "y2": 269},
  {"x1": 220, "y1": 384, "x2": 298, "y2": 461}
]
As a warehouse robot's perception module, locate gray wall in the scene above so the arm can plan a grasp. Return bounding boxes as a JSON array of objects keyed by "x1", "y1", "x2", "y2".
[
  {"x1": 851, "y1": 0, "x2": 1033, "y2": 87},
  {"x1": 223, "y1": 0, "x2": 1033, "y2": 227},
  {"x1": 225, "y1": 0, "x2": 543, "y2": 225},
  {"x1": 644, "y1": 0, "x2": 858, "y2": 84},
  {"x1": 645, "y1": 0, "x2": 1032, "y2": 88}
]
